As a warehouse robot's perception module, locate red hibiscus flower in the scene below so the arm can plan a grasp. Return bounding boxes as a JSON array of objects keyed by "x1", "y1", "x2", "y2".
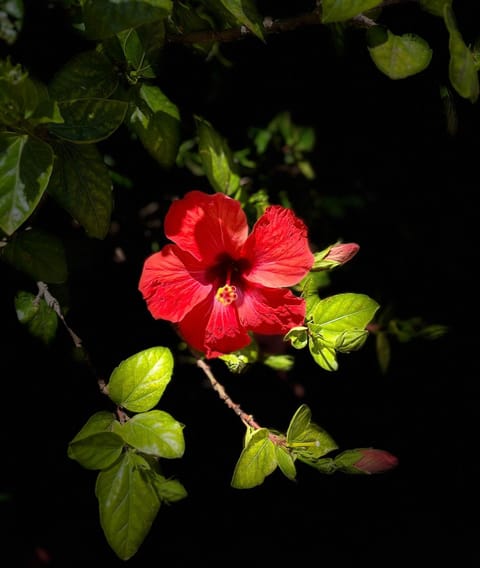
[{"x1": 139, "y1": 191, "x2": 314, "y2": 358}]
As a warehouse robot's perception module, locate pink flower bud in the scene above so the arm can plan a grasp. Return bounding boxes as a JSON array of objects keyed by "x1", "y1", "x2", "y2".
[
  {"x1": 353, "y1": 448, "x2": 399, "y2": 474},
  {"x1": 325, "y1": 242, "x2": 360, "y2": 266}
]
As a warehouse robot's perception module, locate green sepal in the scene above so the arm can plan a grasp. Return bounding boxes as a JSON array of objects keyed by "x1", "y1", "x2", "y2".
[
  {"x1": 14, "y1": 290, "x2": 58, "y2": 344},
  {"x1": 108, "y1": 346, "x2": 174, "y2": 413},
  {"x1": 231, "y1": 428, "x2": 278, "y2": 489},
  {"x1": 67, "y1": 411, "x2": 124, "y2": 470},
  {"x1": 95, "y1": 451, "x2": 161, "y2": 561},
  {"x1": 0, "y1": 132, "x2": 53, "y2": 235},
  {"x1": 1, "y1": 228, "x2": 68, "y2": 283},
  {"x1": 113, "y1": 409, "x2": 185, "y2": 459}
]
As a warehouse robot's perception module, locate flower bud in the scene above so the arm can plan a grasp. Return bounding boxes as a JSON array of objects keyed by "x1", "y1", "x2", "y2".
[
  {"x1": 334, "y1": 448, "x2": 399, "y2": 474},
  {"x1": 312, "y1": 242, "x2": 360, "y2": 271}
]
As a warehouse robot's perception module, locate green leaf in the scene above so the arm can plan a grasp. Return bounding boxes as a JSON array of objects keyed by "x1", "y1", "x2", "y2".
[
  {"x1": 117, "y1": 21, "x2": 166, "y2": 80},
  {"x1": 311, "y1": 293, "x2": 380, "y2": 331},
  {"x1": 95, "y1": 451, "x2": 161, "y2": 561},
  {"x1": 15, "y1": 290, "x2": 58, "y2": 344},
  {"x1": 150, "y1": 474, "x2": 187, "y2": 504},
  {"x1": 128, "y1": 84, "x2": 180, "y2": 168},
  {"x1": 1, "y1": 228, "x2": 68, "y2": 283},
  {"x1": 81, "y1": 0, "x2": 172, "y2": 40},
  {"x1": 231, "y1": 429, "x2": 278, "y2": 489},
  {"x1": 29, "y1": 99, "x2": 64, "y2": 126},
  {"x1": 49, "y1": 98, "x2": 128, "y2": 143},
  {"x1": 284, "y1": 326, "x2": 308, "y2": 350},
  {"x1": 376, "y1": 330, "x2": 391, "y2": 374},
  {"x1": 0, "y1": 132, "x2": 53, "y2": 235},
  {"x1": 367, "y1": 28, "x2": 433, "y2": 79},
  {"x1": 419, "y1": 0, "x2": 452, "y2": 17},
  {"x1": 47, "y1": 142, "x2": 113, "y2": 239},
  {"x1": 108, "y1": 346, "x2": 174, "y2": 413},
  {"x1": 286, "y1": 405, "x2": 338, "y2": 460},
  {"x1": 68, "y1": 411, "x2": 124, "y2": 470},
  {"x1": 308, "y1": 333, "x2": 338, "y2": 371},
  {"x1": 262, "y1": 354, "x2": 294, "y2": 372},
  {"x1": 195, "y1": 114, "x2": 241, "y2": 196},
  {"x1": 275, "y1": 445, "x2": 296, "y2": 481},
  {"x1": 114, "y1": 410, "x2": 185, "y2": 459},
  {"x1": 49, "y1": 49, "x2": 119, "y2": 100},
  {"x1": 216, "y1": 0, "x2": 265, "y2": 40},
  {"x1": 444, "y1": 5, "x2": 479, "y2": 102},
  {"x1": 322, "y1": 0, "x2": 383, "y2": 23}
]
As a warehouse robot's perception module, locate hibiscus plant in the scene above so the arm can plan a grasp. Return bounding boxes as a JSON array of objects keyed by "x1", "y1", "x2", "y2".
[{"x1": 0, "y1": 0, "x2": 466, "y2": 562}]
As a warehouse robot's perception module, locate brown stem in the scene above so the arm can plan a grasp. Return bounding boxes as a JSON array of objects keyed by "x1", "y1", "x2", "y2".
[{"x1": 196, "y1": 358, "x2": 285, "y2": 445}]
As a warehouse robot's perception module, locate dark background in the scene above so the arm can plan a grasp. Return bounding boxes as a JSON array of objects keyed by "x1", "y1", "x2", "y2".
[{"x1": 1, "y1": 1, "x2": 478, "y2": 566}]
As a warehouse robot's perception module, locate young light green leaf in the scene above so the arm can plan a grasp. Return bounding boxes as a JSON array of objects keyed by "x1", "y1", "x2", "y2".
[
  {"x1": 367, "y1": 28, "x2": 433, "y2": 79},
  {"x1": 334, "y1": 328, "x2": 369, "y2": 352},
  {"x1": 49, "y1": 98, "x2": 128, "y2": 143},
  {"x1": 47, "y1": 142, "x2": 113, "y2": 239},
  {"x1": 262, "y1": 354, "x2": 294, "y2": 372},
  {"x1": 287, "y1": 404, "x2": 338, "y2": 459},
  {"x1": 148, "y1": 472, "x2": 188, "y2": 504},
  {"x1": 15, "y1": 290, "x2": 58, "y2": 344},
  {"x1": 321, "y1": 0, "x2": 383, "y2": 23},
  {"x1": 108, "y1": 347, "x2": 174, "y2": 412},
  {"x1": 114, "y1": 410, "x2": 185, "y2": 459},
  {"x1": 311, "y1": 293, "x2": 380, "y2": 331},
  {"x1": 195, "y1": 115, "x2": 241, "y2": 196},
  {"x1": 419, "y1": 0, "x2": 452, "y2": 17},
  {"x1": 1, "y1": 228, "x2": 68, "y2": 283},
  {"x1": 308, "y1": 333, "x2": 339, "y2": 371},
  {"x1": 81, "y1": 0, "x2": 172, "y2": 40},
  {"x1": 128, "y1": 84, "x2": 180, "y2": 168},
  {"x1": 0, "y1": 132, "x2": 53, "y2": 235},
  {"x1": 231, "y1": 428, "x2": 277, "y2": 489},
  {"x1": 95, "y1": 451, "x2": 161, "y2": 561},
  {"x1": 275, "y1": 446, "x2": 296, "y2": 481},
  {"x1": 284, "y1": 326, "x2": 308, "y2": 350},
  {"x1": 68, "y1": 411, "x2": 124, "y2": 470},
  {"x1": 444, "y1": 5, "x2": 479, "y2": 102}
]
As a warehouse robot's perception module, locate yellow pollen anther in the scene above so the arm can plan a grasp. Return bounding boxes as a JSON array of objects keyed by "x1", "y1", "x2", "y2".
[{"x1": 215, "y1": 284, "x2": 238, "y2": 305}]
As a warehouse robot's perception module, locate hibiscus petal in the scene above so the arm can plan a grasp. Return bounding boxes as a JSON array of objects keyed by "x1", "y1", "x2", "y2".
[
  {"x1": 237, "y1": 284, "x2": 306, "y2": 335},
  {"x1": 138, "y1": 244, "x2": 212, "y2": 322},
  {"x1": 164, "y1": 191, "x2": 249, "y2": 264},
  {"x1": 178, "y1": 294, "x2": 251, "y2": 358},
  {"x1": 242, "y1": 205, "x2": 314, "y2": 287}
]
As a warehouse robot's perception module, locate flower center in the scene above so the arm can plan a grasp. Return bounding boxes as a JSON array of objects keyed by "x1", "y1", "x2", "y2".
[{"x1": 215, "y1": 284, "x2": 238, "y2": 305}]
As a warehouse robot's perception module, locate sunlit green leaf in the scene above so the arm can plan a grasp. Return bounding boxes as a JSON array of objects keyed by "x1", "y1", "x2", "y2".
[
  {"x1": 0, "y1": 132, "x2": 53, "y2": 235},
  {"x1": 108, "y1": 346, "x2": 174, "y2": 412},
  {"x1": 444, "y1": 5, "x2": 479, "y2": 102},
  {"x1": 128, "y1": 84, "x2": 180, "y2": 168},
  {"x1": 275, "y1": 446, "x2": 296, "y2": 481},
  {"x1": 15, "y1": 290, "x2": 58, "y2": 343},
  {"x1": 68, "y1": 411, "x2": 124, "y2": 470},
  {"x1": 47, "y1": 142, "x2": 113, "y2": 239},
  {"x1": 263, "y1": 354, "x2": 294, "y2": 372},
  {"x1": 1, "y1": 228, "x2": 68, "y2": 283},
  {"x1": 195, "y1": 114, "x2": 241, "y2": 196},
  {"x1": 311, "y1": 293, "x2": 380, "y2": 330},
  {"x1": 114, "y1": 410, "x2": 185, "y2": 458},
  {"x1": 367, "y1": 28, "x2": 433, "y2": 79},
  {"x1": 284, "y1": 326, "x2": 308, "y2": 350},
  {"x1": 49, "y1": 98, "x2": 128, "y2": 143},
  {"x1": 148, "y1": 473, "x2": 187, "y2": 504},
  {"x1": 81, "y1": 0, "x2": 172, "y2": 40},
  {"x1": 231, "y1": 428, "x2": 277, "y2": 489},
  {"x1": 49, "y1": 49, "x2": 119, "y2": 100},
  {"x1": 95, "y1": 451, "x2": 161, "y2": 560},
  {"x1": 322, "y1": 0, "x2": 382, "y2": 23},
  {"x1": 286, "y1": 404, "x2": 338, "y2": 459},
  {"x1": 309, "y1": 332, "x2": 339, "y2": 371}
]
